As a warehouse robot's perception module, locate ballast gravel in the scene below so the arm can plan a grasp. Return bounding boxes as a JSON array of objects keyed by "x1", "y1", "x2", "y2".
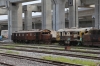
[{"x1": 0, "y1": 55, "x2": 57, "y2": 66}]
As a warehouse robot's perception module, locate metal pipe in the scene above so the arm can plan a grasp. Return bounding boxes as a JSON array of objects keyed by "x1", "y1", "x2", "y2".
[
  {"x1": 53, "y1": 0, "x2": 56, "y2": 30},
  {"x1": 98, "y1": 0, "x2": 99, "y2": 29}
]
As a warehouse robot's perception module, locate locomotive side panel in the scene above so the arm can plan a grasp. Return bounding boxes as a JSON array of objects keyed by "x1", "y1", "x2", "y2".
[
  {"x1": 21, "y1": 33, "x2": 25, "y2": 42},
  {"x1": 19, "y1": 33, "x2": 22, "y2": 42},
  {"x1": 92, "y1": 34, "x2": 100, "y2": 47},
  {"x1": 27, "y1": 33, "x2": 32, "y2": 41},
  {"x1": 24, "y1": 32, "x2": 41, "y2": 43},
  {"x1": 41, "y1": 34, "x2": 52, "y2": 44},
  {"x1": 83, "y1": 35, "x2": 91, "y2": 42},
  {"x1": 83, "y1": 29, "x2": 100, "y2": 47},
  {"x1": 83, "y1": 35, "x2": 92, "y2": 46},
  {"x1": 18, "y1": 33, "x2": 21, "y2": 42},
  {"x1": 12, "y1": 33, "x2": 16, "y2": 42}
]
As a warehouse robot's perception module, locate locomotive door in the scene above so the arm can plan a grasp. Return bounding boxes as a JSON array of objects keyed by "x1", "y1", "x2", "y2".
[
  {"x1": 36, "y1": 32, "x2": 39, "y2": 41},
  {"x1": 91, "y1": 30, "x2": 98, "y2": 42}
]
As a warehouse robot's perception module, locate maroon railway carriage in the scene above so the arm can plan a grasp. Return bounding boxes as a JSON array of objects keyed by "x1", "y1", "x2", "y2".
[
  {"x1": 83, "y1": 29, "x2": 100, "y2": 47},
  {"x1": 12, "y1": 29, "x2": 52, "y2": 44},
  {"x1": 12, "y1": 31, "x2": 40, "y2": 43},
  {"x1": 24, "y1": 31, "x2": 42, "y2": 43}
]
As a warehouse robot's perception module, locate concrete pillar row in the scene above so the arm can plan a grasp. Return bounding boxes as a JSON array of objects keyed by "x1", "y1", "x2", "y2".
[
  {"x1": 52, "y1": 0, "x2": 66, "y2": 31},
  {"x1": 42, "y1": 0, "x2": 52, "y2": 30},
  {"x1": 24, "y1": 5, "x2": 32, "y2": 30},
  {"x1": 95, "y1": 0, "x2": 100, "y2": 29}
]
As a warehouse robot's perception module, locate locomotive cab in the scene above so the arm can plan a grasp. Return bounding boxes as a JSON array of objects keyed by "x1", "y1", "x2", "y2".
[
  {"x1": 83, "y1": 29, "x2": 100, "y2": 47},
  {"x1": 41, "y1": 29, "x2": 52, "y2": 44}
]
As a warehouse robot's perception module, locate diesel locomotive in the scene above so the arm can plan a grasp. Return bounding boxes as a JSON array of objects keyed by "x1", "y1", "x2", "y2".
[{"x1": 56, "y1": 27, "x2": 92, "y2": 46}]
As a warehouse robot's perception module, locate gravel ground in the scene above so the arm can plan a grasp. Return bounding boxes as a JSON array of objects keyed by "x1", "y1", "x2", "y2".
[
  {"x1": 0, "y1": 45, "x2": 100, "y2": 65},
  {"x1": 0, "y1": 55, "x2": 57, "y2": 66},
  {"x1": 0, "y1": 48, "x2": 99, "y2": 63}
]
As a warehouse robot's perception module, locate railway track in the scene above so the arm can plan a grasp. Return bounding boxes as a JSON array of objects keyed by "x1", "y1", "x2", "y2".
[
  {"x1": 12, "y1": 45, "x2": 100, "y2": 54},
  {"x1": 0, "y1": 47, "x2": 100, "y2": 60},
  {"x1": 73, "y1": 47, "x2": 100, "y2": 50},
  {"x1": 0, "y1": 62, "x2": 14, "y2": 66},
  {"x1": 46, "y1": 46, "x2": 100, "y2": 51},
  {"x1": 0, "y1": 53, "x2": 81, "y2": 66},
  {"x1": 2, "y1": 44, "x2": 100, "y2": 50},
  {"x1": 1, "y1": 43, "x2": 100, "y2": 50},
  {"x1": 37, "y1": 45, "x2": 100, "y2": 51}
]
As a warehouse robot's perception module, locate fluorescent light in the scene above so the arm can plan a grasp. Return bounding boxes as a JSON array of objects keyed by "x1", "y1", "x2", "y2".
[
  {"x1": 89, "y1": 5, "x2": 95, "y2": 8},
  {"x1": 22, "y1": 0, "x2": 41, "y2": 5}
]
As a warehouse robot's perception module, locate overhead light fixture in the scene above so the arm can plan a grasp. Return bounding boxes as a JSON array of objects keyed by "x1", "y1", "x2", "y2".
[{"x1": 89, "y1": 5, "x2": 95, "y2": 8}]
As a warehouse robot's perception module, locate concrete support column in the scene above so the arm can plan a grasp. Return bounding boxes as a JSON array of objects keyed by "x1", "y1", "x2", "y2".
[
  {"x1": 7, "y1": 2, "x2": 22, "y2": 41},
  {"x1": 42, "y1": 0, "x2": 52, "y2": 30},
  {"x1": 53, "y1": 0, "x2": 66, "y2": 30},
  {"x1": 11, "y1": 3, "x2": 22, "y2": 32},
  {"x1": 95, "y1": 0, "x2": 100, "y2": 29},
  {"x1": 69, "y1": 0, "x2": 79, "y2": 28},
  {"x1": 24, "y1": 5, "x2": 32, "y2": 30}
]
